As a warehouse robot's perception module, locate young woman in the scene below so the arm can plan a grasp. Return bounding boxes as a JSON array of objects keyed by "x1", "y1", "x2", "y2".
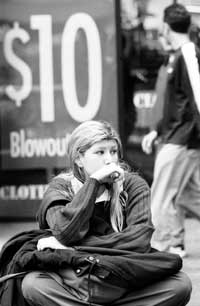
[{"x1": 21, "y1": 120, "x2": 191, "y2": 306}]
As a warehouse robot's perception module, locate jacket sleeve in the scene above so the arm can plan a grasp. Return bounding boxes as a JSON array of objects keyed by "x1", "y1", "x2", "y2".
[
  {"x1": 151, "y1": 65, "x2": 168, "y2": 134},
  {"x1": 79, "y1": 173, "x2": 154, "y2": 253},
  {"x1": 45, "y1": 177, "x2": 100, "y2": 245}
]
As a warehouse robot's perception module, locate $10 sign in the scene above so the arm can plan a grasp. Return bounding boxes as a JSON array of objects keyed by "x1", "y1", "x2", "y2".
[{"x1": 3, "y1": 13, "x2": 102, "y2": 123}]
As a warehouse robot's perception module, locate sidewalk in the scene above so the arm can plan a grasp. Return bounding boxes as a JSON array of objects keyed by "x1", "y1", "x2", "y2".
[
  {"x1": 182, "y1": 218, "x2": 200, "y2": 306},
  {"x1": 0, "y1": 218, "x2": 200, "y2": 306},
  {"x1": 0, "y1": 221, "x2": 38, "y2": 250}
]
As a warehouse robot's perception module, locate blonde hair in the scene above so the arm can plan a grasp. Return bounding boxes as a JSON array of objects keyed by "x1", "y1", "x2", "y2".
[{"x1": 67, "y1": 120, "x2": 125, "y2": 232}]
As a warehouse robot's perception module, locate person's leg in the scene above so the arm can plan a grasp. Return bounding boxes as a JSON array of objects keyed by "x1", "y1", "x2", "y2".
[
  {"x1": 21, "y1": 269, "x2": 125, "y2": 306},
  {"x1": 170, "y1": 150, "x2": 200, "y2": 251},
  {"x1": 21, "y1": 271, "x2": 89, "y2": 306},
  {"x1": 178, "y1": 149, "x2": 200, "y2": 221},
  {"x1": 112, "y1": 271, "x2": 192, "y2": 306},
  {"x1": 151, "y1": 144, "x2": 195, "y2": 251},
  {"x1": 22, "y1": 270, "x2": 191, "y2": 306}
]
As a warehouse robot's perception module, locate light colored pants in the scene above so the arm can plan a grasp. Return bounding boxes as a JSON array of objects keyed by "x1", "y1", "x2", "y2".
[
  {"x1": 151, "y1": 144, "x2": 200, "y2": 251},
  {"x1": 21, "y1": 270, "x2": 191, "y2": 306}
]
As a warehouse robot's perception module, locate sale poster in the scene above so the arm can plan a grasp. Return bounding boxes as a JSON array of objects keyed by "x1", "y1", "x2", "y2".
[{"x1": 0, "y1": 0, "x2": 119, "y2": 170}]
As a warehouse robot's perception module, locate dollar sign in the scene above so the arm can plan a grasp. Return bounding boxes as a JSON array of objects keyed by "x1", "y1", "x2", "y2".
[{"x1": 3, "y1": 22, "x2": 32, "y2": 107}]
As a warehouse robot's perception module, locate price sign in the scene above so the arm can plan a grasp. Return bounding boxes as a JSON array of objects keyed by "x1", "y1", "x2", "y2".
[{"x1": 1, "y1": 0, "x2": 119, "y2": 169}]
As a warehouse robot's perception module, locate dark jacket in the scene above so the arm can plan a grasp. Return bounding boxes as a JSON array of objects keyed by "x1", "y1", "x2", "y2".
[
  {"x1": 157, "y1": 43, "x2": 200, "y2": 148},
  {"x1": 0, "y1": 229, "x2": 182, "y2": 306},
  {"x1": 0, "y1": 172, "x2": 182, "y2": 306}
]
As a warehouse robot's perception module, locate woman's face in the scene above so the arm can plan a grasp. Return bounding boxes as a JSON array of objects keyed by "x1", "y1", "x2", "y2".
[{"x1": 77, "y1": 139, "x2": 119, "y2": 177}]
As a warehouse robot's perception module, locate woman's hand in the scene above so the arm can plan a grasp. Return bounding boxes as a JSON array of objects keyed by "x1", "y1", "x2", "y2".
[
  {"x1": 37, "y1": 236, "x2": 74, "y2": 251},
  {"x1": 91, "y1": 163, "x2": 124, "y2": 184}
]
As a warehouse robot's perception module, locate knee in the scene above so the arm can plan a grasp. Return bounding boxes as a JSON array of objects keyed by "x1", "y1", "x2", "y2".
[
  {"x1": 21, "y1": 271, "x2": 43, "y2": 301},
  {"x1": 172, "y1": 272, "x2": 192, "y2": 304}
]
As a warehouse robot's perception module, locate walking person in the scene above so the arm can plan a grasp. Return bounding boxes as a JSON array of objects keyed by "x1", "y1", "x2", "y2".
[
  {"x1": 142, "y1": 3, "x2": 200, "y2": 257},
  {"x1": 18, "y1": 120, "x2": 192, "y2": 306}
]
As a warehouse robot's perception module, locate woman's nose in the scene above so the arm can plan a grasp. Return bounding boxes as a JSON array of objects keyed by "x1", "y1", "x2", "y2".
[{"x1": 104, "y1": 152, "x2": 113, "y2": 164}]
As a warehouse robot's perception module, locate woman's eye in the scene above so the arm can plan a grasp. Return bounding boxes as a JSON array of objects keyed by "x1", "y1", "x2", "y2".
[
  {"x1": 96, "y1": 150, "x2": 104, "y2": 155},
  {"x1": 111, "y1": 150, "x2": 117, "y2": 155}
]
